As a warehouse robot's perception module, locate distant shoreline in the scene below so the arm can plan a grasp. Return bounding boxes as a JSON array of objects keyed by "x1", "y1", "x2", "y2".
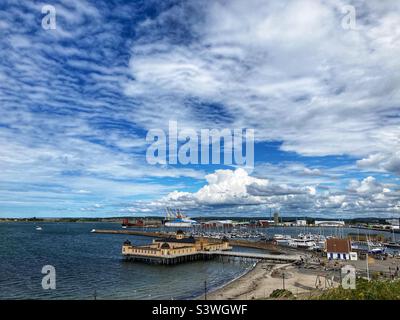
[{"x1": 0, "y1": 220, "x2": 121, "y2": 223}]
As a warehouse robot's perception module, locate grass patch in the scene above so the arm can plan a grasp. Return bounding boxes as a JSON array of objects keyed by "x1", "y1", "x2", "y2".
[{"x1": 315, "y1": 278, "x2": 400, "y2": 300}]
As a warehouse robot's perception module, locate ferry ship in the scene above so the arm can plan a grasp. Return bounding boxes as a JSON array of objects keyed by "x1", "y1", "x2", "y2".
[
  {"x1": 273, "y1": 233, "x2": 325, "y2": 250},
  {"x1": 163, "y1": 208, "x2": 197, "y2": 228}
]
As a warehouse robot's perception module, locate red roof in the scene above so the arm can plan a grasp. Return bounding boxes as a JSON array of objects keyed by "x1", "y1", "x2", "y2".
[{"x1": 326, "y1": 238, "x2": 351, "y2": 253}]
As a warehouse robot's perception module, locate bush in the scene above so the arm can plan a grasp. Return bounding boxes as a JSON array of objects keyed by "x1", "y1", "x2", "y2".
[
  {"x1": 270, "y1": 289, "x2": 294, "y2": 299},
  {"x1": 315, "y1": 278, "x2": 400, "y2": 300}
]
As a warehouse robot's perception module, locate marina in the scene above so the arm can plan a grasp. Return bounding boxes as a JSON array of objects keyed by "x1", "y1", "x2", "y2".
[
  {"x1": 2, "y1": 220, "x2": 400, "y2": 300},
  {"x1": 92, "y1": 218, "x2": 400, "y2": 258}
]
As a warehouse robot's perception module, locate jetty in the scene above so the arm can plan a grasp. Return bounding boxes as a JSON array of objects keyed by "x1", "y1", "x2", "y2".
[
  {"x1": 92, "y1": 229, "x2": 280, "y2": 252},
  {"x1": 92, "y1": 230, "x2": 302, "y2": 265},
  {"x1": 123, "y1": 250, "x2": 301, "y2": 265}
]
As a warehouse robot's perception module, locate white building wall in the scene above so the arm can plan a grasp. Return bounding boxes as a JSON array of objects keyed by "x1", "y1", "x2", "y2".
[
  {"x1": 296, "y1": 220, "x2": 307, "y2": 226},
  {"x1": 327, "y1": 252, "x2": 351, "y2": 260}
]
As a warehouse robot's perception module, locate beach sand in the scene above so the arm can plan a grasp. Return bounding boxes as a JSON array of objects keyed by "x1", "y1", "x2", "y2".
[{"x1": 201, "y1": 260, "x2": 338, "y2": 300}]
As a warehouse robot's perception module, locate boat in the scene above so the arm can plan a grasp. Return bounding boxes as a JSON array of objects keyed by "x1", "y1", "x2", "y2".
[
  {"x1": 121, "y1": 218, "x2": 144, "y2": 227},
  {"x1": 369, "y1": 247, "x2": 386, "y2": 254},
  {"x1": 163, "y1": 208, "x2": 197, "y2": 228},
  {"x1": 352, "y1": 237, "x2": 387, "y2": 254},
  {"x1": 164, "y1": 220, "x2": 197, "y2": 228},
  {"x1": 35, "y1": 226, "x2": 42, "y2": 231},
  {"x1": 289, "y1": 238, "x2": 316, "y2": 249},
  {"x1": 273, "y1": 234, "x2": 293, "y2": 246},
  {"x1": 384, "y1": 228, "x2": 400, "y2": 248},
  {"x1": 90, "y1": 229, "x2": 96, "y2": 233},
  {"x1": 384, "y1": 242, "x2": 400, "y2": 249}
]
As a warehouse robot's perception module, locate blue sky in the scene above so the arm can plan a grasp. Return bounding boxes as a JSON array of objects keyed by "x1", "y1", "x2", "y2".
[{"x1": 0, "y1": 0, "x2": 399, "y2": 218}]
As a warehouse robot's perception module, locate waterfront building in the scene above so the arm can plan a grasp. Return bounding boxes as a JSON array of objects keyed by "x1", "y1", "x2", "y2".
[
  {"x1": 257, "y1": 220, "x2": 270, "y2": 227},
  {"x1": 315, "y1": 220, "x2": 345, "y2": 227},
  {"x1": 325, "y1": 238, "x2": 357, "y2": 261},
  {"x1": 296, "y1": 220, "x2": 307, "y2": 226},
  {"x1": 274, "y1": 212, "x2": 279, "y2": 225},
  {"x1": 122, "y1": 230, "x2": 232, "y2": 263}
]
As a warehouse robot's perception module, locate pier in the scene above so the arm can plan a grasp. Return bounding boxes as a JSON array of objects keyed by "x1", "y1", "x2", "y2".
[
  {"x1": 116, "y1": 229, "x2": 301, "y2": 265},
  {"x1": 203, "y1": 251, "x2": 302, "y2": 263},
  {"x1": 92, "y1": 229, "x2": 281, "y2": 252},
  {"x1": 123, "y1": 250, "x2": 301, "y2": 265}
]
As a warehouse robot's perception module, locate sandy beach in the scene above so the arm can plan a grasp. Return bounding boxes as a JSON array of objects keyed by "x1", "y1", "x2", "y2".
[
  {"x1": 199, "y1": 250, "x2": 400, "y2": 300},
  {"x1": 200, "y1": 255, "x2": 340, "y2": 300}
]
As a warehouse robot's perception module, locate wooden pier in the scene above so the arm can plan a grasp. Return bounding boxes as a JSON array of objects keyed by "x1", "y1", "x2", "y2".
[
  {"x1": 204, "y1": 251, "x2": 302, "y2": 263},
  {"x1": 92, "y1": 229, "x2": 280, "y2": 252},
  {"x1": 123, "y1": 250, "x2": 301, "y2": 265}
]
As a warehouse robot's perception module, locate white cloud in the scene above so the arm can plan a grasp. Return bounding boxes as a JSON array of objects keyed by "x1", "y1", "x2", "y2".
[
  {"x1": 153, "y1": 169, "x2": 400, "y2": 215},
  {"x1": 1, "y1": 0, "x2": 399, "y2": 217},
  {"x1": 164, "y1": 168, "x2": 268, "y2": 206},
  {"x1": 125, "y1": 0, "x2": 400, "y2": 172}
]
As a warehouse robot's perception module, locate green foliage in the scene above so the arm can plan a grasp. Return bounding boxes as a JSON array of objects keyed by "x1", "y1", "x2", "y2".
[
  {"x1": 270, "y1": 289, "x2": 294, "y2": 299},
  {"x1": 316, "y1": 278, "x2": 400, "y2": 300}
]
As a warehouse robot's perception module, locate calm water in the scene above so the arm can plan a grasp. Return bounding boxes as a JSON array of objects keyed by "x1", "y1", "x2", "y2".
[
  {"x1": 1, "y1": 222, "x2": 396, "y2": 300},
  {"x1": 0, "y1": 222, "x2": 256, "y2": 300}
]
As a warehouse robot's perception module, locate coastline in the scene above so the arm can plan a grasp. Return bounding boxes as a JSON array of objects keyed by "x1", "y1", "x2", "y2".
[
  {"x1": 195, "y1": 260, "x2": 259, "y2": 300},
  {"x1": 198, "y1": 258, "x2": 333, "y2": 300}
]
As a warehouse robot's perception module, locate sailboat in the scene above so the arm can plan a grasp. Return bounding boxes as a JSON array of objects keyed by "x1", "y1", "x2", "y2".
[
  {"x1": 385, "y1": 227, "x2": 400, "y2": 248},
  {"x1": 366, "y1": 234, "x2": 386, "y2": 254}
]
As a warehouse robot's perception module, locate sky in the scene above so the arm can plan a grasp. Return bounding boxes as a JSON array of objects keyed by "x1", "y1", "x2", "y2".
[{"x1": 0, "y1": 0, "x2": 399, "y2": 218}]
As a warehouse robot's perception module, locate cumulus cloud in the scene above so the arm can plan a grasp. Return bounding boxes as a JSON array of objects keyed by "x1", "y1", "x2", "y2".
[
  {"x1": 1, "y1": 0, "x2": 399, "y2": 217},
  {"x1": 161, "y1": 168, "x2": 317, "y2": 209},
  {"x1": 163, "y1": 168, "x2": 268, "y2": 206},
  {"x1": 358, "y1": 152, "x2": 400, "y2": 176},
  {"x1": 125, "y1": 0, "x2": 400, "y2": 170},
  {"x1": 153, "y1": 169, "x2": 400, "y2": 216}
]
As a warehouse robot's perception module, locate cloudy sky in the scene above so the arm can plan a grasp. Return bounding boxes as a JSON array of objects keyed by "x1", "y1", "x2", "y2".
[{"x1": 0, "y1": 0, "x2": 399, "y2": 218}]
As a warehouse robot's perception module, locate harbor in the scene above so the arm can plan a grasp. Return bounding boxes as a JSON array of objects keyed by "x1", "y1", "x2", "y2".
[
  {"x1": 89, "y1": 213, "x2": 400, "y2": 299},
  {"x1": 2, "y1": 220, "x2": 400, "y2": 300},
  {"x1": 92, "y1": 211, "x2": 400, "y2": 260}
]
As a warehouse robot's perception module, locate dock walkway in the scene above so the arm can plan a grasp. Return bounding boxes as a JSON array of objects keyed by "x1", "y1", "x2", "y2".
[
  {"x1": 123, "y1": 250, "x2": 301, "y2": 265},
  {"x1": 203, "y1": 250, "x2": 302, "y2": 262}
]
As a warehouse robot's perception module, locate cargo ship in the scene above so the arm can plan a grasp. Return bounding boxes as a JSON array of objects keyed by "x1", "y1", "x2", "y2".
[
  {"x1": 121, "y1": 218, "x2": 144, "y2": 228},
  {"x1": 163, "y1": 208, "x2": 197, "y2": 228}
]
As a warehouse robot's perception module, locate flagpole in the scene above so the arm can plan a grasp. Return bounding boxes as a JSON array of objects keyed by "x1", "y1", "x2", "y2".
[{"x1": 366, "y1": 234, "x2": 370, "y2": 281}]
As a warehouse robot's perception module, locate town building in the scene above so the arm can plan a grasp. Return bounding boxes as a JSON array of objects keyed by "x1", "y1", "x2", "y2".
[
  {"x1": 296, "y1": 220, "x2": 307, "y2": 226},
  {"x1": 386, "y1": 218, "x2": 400, "y2": 230},
  {"x1": 273, "y1": 212, "x2": 280, "y2": 225},
  {"x1": 325, "y1": 238, "x2": 357, "y2": 261},
  {"x1": 315, "y1": 220, "x2": 345, "y2": 227},
  {"x1": 122, "y1": 230, "x2": 232, "y2": 263}
]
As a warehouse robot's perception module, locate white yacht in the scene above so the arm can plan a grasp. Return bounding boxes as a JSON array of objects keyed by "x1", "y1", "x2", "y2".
[
  {"x1": 289, "y1": 238, "x2": 316, "y2": 249},
  {"x1": 273, "y1": 234, "x2": 293, "y2": 246}
]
